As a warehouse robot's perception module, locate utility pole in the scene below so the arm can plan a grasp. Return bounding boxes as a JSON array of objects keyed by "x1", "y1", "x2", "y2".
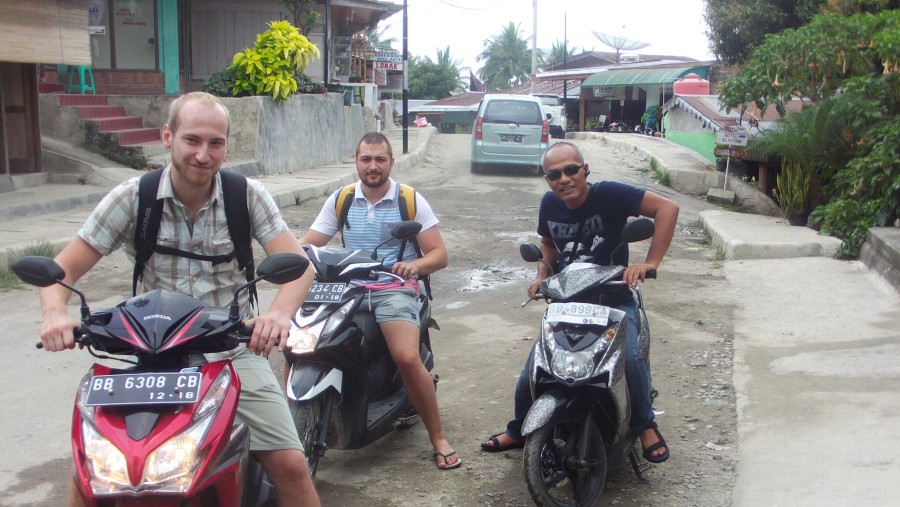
[
  {"x1": 530, "y1": 0, "x2": 536, "y2": 94},
  {"x1": 563, "y1": 13, "x2": 567, "y2": 102},
  {"x1": 402, "y1": 0, "x2": 408, "y2": 154}
]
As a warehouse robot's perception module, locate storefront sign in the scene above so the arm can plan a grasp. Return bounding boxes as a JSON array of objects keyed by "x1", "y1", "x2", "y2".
[
  {"x1": 592, "y1": 86, "x2": 625, "y2": 100},
  {"x1": 372, "y1": 52, "x2": 402, "y2": 62},
  {"x1": 374, "y1": 61, "x2": 403, "y2": 71}
]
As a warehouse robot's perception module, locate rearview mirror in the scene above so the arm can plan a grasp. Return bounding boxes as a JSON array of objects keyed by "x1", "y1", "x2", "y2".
[
  {"x1": 519, "y1": 243, "x2": 543, "y2": 263},
  {"x1": 256, "y1": 253, "x2": 309, "y2": 285},
  {"x1": 11, "y1": 256, "x2": 65, "y2": 287},
  {"x1": 391, "y1": 221, "x2": 422, "y2": 241},
  {"x1": 622, "y1": 218, "x2": 655, "y2": 243}
]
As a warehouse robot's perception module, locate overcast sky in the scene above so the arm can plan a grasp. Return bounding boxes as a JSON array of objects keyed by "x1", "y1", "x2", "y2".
[{"x1": 381, "y1": 0, "x2": 715, "y2": 73}]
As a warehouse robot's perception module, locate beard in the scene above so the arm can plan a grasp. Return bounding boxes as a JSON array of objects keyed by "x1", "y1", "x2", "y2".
[
  {"x1": 360, "y1": 170, "x2": 388, "y2": 188},
  {"x1": 172, "y1": 159, "x2": 216, "y2": 187}
]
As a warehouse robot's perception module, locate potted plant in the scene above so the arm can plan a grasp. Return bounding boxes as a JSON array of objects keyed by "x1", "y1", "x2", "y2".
[{"x1": 775, "y1": 160, "x2": 811, "y2": 225}]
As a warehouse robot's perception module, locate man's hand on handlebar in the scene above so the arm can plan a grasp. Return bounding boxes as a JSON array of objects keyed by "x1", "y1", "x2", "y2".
[
  {"x1": 40, "y1": 308, "x2": 81, "y2": 351},
  {"x1": 245, "y1": 310, "x2": 291, "y2": 356},
  {"x1": 391, "y1": 261, "x2": 418, "y2": 280},
  {"x1": 623, "y1": 262, "x2": 657, "y2": 287}
]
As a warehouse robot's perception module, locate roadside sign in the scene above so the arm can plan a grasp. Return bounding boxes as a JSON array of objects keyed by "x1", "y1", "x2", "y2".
[
  {"x1": 714, "y1": 147, "x2": 748, "y2": 158},
  {"x1": 374, "y1": 61, "x2": 403, "y2": 71},
  {"x1": 372, "y1": 52, "x2": 402, "y2": 62},
  {"x1": 716, "y1": 131, "x2": 749, "y2": 146}
]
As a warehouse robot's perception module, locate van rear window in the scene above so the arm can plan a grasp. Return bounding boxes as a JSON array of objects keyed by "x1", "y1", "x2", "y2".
[{"x1": 483, "y1": 101, "x2": 542, "y2": 125}]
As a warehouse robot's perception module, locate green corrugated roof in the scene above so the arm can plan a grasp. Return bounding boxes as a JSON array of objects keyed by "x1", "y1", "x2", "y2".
[{"x1": 582, "y1": 66, "x2": 708, "y2": 87}]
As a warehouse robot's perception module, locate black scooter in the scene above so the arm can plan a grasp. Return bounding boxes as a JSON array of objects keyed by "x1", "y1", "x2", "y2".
[
  {"x1": 519, "y1": 218, "x2": 658, "y2": 507},
  {"x1": 284, "y1": 221, "x2": 438, "y2": 477}
]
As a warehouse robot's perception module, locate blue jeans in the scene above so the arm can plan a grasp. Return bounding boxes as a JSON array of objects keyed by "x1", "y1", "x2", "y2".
[{"x1": 506, "y1": 302, "x2": 654, "y2": 440}]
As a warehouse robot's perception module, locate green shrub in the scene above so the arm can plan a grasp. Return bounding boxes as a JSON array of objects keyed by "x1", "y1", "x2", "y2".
[
  {"x1": 203, "y1": 67, "x2": 243, "y2": 97},
  {"x1": 810, "y1": 198, "x2": 880, "y2": 259},
  {"x1": 229, "y1": 20, "x2": 320, "y2": 103}
]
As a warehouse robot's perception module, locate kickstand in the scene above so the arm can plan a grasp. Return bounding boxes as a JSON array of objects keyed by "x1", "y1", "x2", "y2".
[{"x1": 628, "y1": 449, "x2": 652, "y2": 481}]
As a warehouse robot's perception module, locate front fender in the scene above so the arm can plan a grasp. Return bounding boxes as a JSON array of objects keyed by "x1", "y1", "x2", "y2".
[
  {"x1": 287, "y1": 361, "x2": 343, "y2": 402},
  {"x1": 521, "y1": 391, "x2": 582, "y2": 437}
]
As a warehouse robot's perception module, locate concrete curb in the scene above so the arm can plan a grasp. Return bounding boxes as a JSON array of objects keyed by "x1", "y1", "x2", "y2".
[{"x1": 700, "y1": 209, "x2": 842, "y2": 260}]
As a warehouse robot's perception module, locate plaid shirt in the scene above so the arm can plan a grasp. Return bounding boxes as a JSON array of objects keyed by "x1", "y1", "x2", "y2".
[{"x1": 79, "y1": 166, "x2": 288, "y2": 317}]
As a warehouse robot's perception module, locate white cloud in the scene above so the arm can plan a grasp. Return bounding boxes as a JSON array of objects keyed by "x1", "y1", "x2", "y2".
[{"x1": 381, "y1": 0, "x2": 715, "y2": 72}]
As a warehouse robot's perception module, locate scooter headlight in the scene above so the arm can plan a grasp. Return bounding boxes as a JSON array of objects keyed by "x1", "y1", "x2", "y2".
[
  {"x1": 141, "y1": 413, "x2": 214, "y2": 492},
  {"x1": 542, "y1": 323, "x2": 613, "y2": 383},
  {"x1": 82, "y1": 420, "x2": 130, "y2": 494},
  {"x1": 287, "y1": 300, "x2": 354, "y2": 354}
]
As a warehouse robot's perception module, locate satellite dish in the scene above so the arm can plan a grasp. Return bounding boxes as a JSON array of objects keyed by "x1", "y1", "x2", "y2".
[{"x1": 592, "y1": 31, "x2": 650, "y2": 64}]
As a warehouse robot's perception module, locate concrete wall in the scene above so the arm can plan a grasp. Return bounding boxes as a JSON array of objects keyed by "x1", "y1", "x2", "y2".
[{"x1": 40, "y1": 92, "x2": 369, "y2": 177}]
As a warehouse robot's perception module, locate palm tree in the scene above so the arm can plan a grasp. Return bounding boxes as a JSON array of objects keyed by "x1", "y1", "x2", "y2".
[
  {"x1": 435, "y1": 46, "x2": 466, "y2": 93},
  {"x1": 476, "y1": 22, "x2": 531, "y2": 90},
  {"x1": 540, "y1": 40, "x2": 579, "y2": 70},
  {"x1": 363, "y1": 24, "x2": 397, "y2": 53}
]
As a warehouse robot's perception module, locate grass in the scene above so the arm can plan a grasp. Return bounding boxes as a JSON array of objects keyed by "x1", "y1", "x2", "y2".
[{"x1": 0, "y1": 241, "x2": 56, "y2": 291}]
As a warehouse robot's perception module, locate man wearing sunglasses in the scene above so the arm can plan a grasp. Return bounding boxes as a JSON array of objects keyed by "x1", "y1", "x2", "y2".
[{"x1": 482, "y1": 141, "x2": 679, "y2": 464}]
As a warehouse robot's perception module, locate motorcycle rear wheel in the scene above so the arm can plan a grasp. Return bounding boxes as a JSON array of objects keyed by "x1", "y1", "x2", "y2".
[
  {"x1": 524, "y1": 413, "x2": 607, "y2": 507},
  {"x1": 291, "y1": 397, "x2": 327, "y2": 478}
]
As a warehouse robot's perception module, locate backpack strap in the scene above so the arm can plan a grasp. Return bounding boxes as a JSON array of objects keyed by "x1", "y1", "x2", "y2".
[
  {"x1": 219, "y1": 170, "x2": 257, "y2": 311},
  {"x1": 396, "y1": 184, "x2": 434, "y2": 299},
  {"x1": 335, "y1": 183, "x2": 357, "y2": 247},
  {"x1": 133, "y1": 168, "x2": 165, "y2": 297}
]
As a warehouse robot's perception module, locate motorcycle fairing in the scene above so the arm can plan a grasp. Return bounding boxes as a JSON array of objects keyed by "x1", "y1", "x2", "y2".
[
  {"x1": 541, "y1": 264, "x2": 625, "y2": 301},
  {"x1": 303, "y1": 244, "x2": 383, "y2": 282},
  {"x1": 74, "y1": 360, "x2": 243, "y2": 500},
  {"x1": 86, "y1": 289, "x2": 239, "y2": 356}
]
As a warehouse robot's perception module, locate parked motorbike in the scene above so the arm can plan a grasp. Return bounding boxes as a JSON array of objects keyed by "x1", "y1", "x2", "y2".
[
  {"x1": 12, "y1": 253, "x2": 309, "y2": 506},
  {"x1": 285, "y1": 221, "x2": 438, "y2": 478},
  {"x1": 518, "y1": 218, "x2": 658, "y2": 507}
]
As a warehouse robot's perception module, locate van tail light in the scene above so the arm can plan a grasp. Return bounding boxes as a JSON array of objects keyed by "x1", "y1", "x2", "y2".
[
  {"x1": 541, "y1": 120, "x2": 549, "y2": 143},
  {"x1": 475, "y1": 117, "x2": 483, "y2": 140}
]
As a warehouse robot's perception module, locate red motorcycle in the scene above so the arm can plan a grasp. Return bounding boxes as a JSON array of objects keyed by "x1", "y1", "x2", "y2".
[{"x1": 12, "y1": 253, "x2": 308, "y2": 506}]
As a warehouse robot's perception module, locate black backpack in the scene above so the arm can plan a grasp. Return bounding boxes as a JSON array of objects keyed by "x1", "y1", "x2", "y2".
[{"x1": 133, "y1": 168, "x2": 257, "y2": 308}]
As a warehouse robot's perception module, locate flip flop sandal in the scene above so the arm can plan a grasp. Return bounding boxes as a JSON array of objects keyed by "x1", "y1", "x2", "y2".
[
  {"x1": 433, "y1": 450, "x2": 462, "y2": 470},
  {"x1": 641, "y1": 421, "x2": 670, "y2": 463},
  {"x1": 480, "y1": 432, "x2": 525, "y2": 453}
]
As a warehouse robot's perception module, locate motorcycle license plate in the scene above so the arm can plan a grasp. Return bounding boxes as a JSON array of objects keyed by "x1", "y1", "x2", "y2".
[
  {"x1": 500, "y1": 134, "x2": 523, "y2": 143},
  {"x1": 305, "y1": 282, "x2": 346, "y2": 303},
  {"x1": 546, "y1": 303, "x2": 610, "y2": 326},
  {"x1": 84, "y1": 372, "x2": 202, "y2": 407}
]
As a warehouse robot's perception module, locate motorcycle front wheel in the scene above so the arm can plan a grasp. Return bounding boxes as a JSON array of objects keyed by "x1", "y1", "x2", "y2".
[
  {"x1": 290, "y1": 396, "x2": 327, "y2": 478},
  {"x1": 524, "y1": 412, "x2": 607, "y2": 507}
]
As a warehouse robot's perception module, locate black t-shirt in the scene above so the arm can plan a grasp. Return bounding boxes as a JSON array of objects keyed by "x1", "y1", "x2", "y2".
[{"x1": 537, "y1": 181, "x2": 645, "y2": 304}]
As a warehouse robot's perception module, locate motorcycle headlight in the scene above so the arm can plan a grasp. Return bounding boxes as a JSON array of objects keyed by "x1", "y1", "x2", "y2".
[
  {"x1": 542, "y1": 323, "x2": 613, "y2": 383},
  {"x1": 82, "y1": 419, "x2": 130, "y2": 494},
  {"x1": 141, "y1": 413, "x2": 214, "y2": 492},
  {"x1": 287, "y1": 300, "x2": 354, "y2": 354},
  {"x1": 286, "y1": 320, "x2": 324, "y2": 354}
]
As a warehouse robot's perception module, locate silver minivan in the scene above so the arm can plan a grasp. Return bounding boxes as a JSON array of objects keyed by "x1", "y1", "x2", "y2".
[{"x1": 471, "y1": 94, "x2": 549, "y2": 174}]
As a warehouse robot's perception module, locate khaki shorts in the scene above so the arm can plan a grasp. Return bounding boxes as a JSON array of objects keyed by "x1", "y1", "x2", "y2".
[
  {"x1": 228, "y1": 347, "x2": 303, "y2": 453},
  {"x1": 361, "y1": 288, "x2": 420, "y2": 326}
]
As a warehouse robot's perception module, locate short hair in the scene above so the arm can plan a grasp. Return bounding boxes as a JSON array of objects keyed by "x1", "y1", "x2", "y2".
[
  {"x1": 541, "y1": 141, "x2": 585, "y2": 169},
  {"x1": 166, "y1": 91, "x2": 231, "y2": 136},
  {"x1": 356, "y1": 131, "x2": 393, "y2": 159}
]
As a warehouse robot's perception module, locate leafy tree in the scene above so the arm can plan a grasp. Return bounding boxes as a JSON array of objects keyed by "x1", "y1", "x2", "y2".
[
  {"x1": 363, "y1": 24, "x2": 397, "y2": 53},
  {"x1": 229, "y1": 20, "x2": 320, "y2": 103},
  {"x1": 540, "y1": 40, "x2": 579, "y2": 70},
  {"x1": 704, "y1": 0, "x2": 822, "y2": 65},
  {"x1": 276, "y1": 0, "x2": 320, "y2": 34},
  {"x1": 434, "y1": 46, "x2": 466, "y2": 93},
  {"x1": 476, "y1": 22, "x2": 531, "y2": 90},
  {"x1": 408, "y1": 56, "x2": 461, "y2": 99},
  {"x1": 722, "y1": 10, "x2": 900, "y2": 256}
]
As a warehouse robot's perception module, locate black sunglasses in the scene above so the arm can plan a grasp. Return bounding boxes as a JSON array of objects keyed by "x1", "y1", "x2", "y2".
[{"x1": 544, "y1": 164, "x2": 584, "y2": 181}]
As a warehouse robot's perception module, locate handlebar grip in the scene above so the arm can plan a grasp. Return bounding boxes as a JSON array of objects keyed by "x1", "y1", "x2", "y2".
[
  {"x1": 36, "y1": 327, "x2": 88, "y2": 349},
  {"x1": 646, "y1": 270, "x2": 657, "y2": 279}
]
